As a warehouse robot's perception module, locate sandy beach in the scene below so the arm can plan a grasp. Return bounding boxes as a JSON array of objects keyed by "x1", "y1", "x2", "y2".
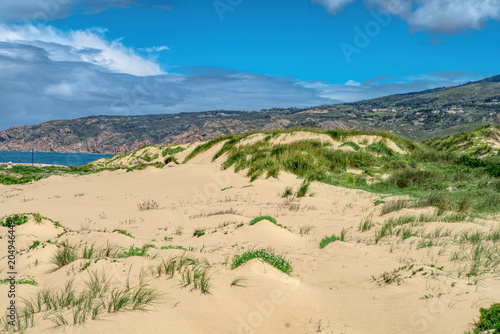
[{"x1": 1, "y1": 137, "x2": 499, "y2": 334}]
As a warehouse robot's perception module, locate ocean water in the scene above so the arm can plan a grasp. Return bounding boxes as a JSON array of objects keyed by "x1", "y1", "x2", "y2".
[{"x1": 0, "y1": 150, "x2": 113, "y2": 166}]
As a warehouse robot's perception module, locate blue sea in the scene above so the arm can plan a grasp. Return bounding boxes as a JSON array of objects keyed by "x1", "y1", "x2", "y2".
[{"x1": 0, "y1": 151, "x2": 113, "y2": 166}]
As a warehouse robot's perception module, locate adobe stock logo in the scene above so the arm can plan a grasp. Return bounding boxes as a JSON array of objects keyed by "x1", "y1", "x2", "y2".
[
  {"x1": 339, "y1": 0, "x2": 405, "y2": 64},
  {"x1": 213, "y1": 0, "x2": 243, "y2": 21}
]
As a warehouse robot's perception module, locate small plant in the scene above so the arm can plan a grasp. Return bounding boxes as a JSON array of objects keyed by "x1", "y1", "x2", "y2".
[
  {"x1": 164, "y1": 236, "x2": 173, "y2": 242},
  {"x1": 419, "y1": 294, "x2": 434, "y2": 300},
  {"x1": 380, "y1": 199, "x2": 408, "y2": 215},
  {"x1": 32, "y1": 212, "x2": 43, "y2": 223},
  {"x1": 193, "y1": 228, "x2": 206, "y2": 238},
  {"x1": 174, "y1": 227, "x2": 183, "y2": 235},
  {"x1": 281, "y1": 187, "x2": 293, "y2": 198},
  {"x1": 161, "y1": 245, "x2": 187, "y2": 251},
  {"x1": 52, "y1": 241, "x2": 78, "y2": 268},
  {"x1": 358, "y1": 216, "x2": 375, "y2": 232},
  {"x1": 230, "y1": 276, "x2": 249, "y2": 287},
  {"x1": 299, "y1": 225, "x2": 314, "y2": 235},
  {"x1": 372, "y1": 267, "x2": 406, "y2": 286},
  {"x1": 113, "y1": 229, "x2": 135, "y2": 238},
  {"x1": 231, "y1": 248, "x2": 293, "y2": 275},
  {"x1": 28, "y1": 240, "x2": 41, "y2": 250},
  {"x1": 249, "y1": 216, "x2": 277, "y2": 226},
  {"x1": 1, "y1": 214, "x2": 28, "y2": 227},
  {"x1": 296, "y1": 181, "x2": 310, "y2": 198},
  {"x1": 137, "y1": 200, "x2": 159, "y2": 211},
  {"x1": 319, "y1": 229, "x2": 346, "y2": 249},
  {"x1": 117, "y1": 245, "x2": 152, "y2": 258},
  {"x1": 0, "y1": 276, "x2": 38, "y2": 286}
]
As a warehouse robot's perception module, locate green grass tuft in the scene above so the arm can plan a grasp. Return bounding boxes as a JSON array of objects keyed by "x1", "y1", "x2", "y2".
[{"x1": 231, "y1": 248, "x2": 293, "y2": 275}]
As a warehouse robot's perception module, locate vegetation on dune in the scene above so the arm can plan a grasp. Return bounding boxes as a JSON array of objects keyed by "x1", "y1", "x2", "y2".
[
  {"x1": 473, "y1": 303, "x2": 500, "y2": 334},
  {"x1": 173, "y1": 127, "x2": 500, "y2": 216},
  {"x1": 319, "y1": 229, "x2": 346, "y2": 248},
  {"x1": 0, "y1": 271, "x2": 159, "y2": 332},
  {"x1": 424, "y1": 125, "x2": 500, "y2": 158},
  {"x1": 231, "y1": 248, "x2": 293, "y2": 275},
  {"x1": 182, "y1": 134, "x2": 236, "y2": 163},
  {"x1": 249, "y1": 216, "x2": 278, "y2": 226},
  {"x1": 0, "y1": 164, "x2": 107, "y2": 185},
  {"x1": 1, "y1": 214, "x2": 28, "y2": 227}
]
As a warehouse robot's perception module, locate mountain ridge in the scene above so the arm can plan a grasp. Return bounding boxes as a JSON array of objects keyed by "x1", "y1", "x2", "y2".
[{"x1": 1, "y1": 75, "x2": 499, "y2": 154}]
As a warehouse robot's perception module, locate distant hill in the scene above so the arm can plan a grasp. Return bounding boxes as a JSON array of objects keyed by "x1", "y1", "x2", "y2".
[{"x1": 0, "y1": 75, "x2": 499, "y2": 154}]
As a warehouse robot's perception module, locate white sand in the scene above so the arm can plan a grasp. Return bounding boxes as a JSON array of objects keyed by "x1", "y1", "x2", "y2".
[{"x1": 0, "y1": 146, "x2": 497, "y2": 334}]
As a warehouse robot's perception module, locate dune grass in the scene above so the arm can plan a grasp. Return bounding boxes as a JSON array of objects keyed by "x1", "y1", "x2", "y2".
[
  {"x1": 156, "y1": 254, "x2": 212, "y2": 293},
  {"x1": 319, "y1": 229, "x2": 346, "y2": 248},
  {"x1": 249, "y1": 216, "x2": 278, "y2": 226},
  {"x1": 231, "y1": 248, "x2": 293, "y2": 275},
  {"x1": 0, "y1": 271, "x2": 159, "y2": 332},
  {"x1": 52, "y1": 241, "x2": 79, "y2": 268},
  {"x1": 188, "y1": 128, "x2": 500, "y2": 216}
]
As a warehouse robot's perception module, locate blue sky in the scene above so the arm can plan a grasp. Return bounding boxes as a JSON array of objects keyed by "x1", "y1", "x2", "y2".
[{"x1": 0, "y1": 0, "x2": 499, "y2": 130}]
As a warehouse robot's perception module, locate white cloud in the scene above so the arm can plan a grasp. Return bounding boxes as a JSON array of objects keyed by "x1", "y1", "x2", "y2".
[
  {"x1": 0, "y1": 25, "x2": 163, "y2": 76},
  {"x1": 408, "y1": 0, "x2": 500, "y2": 33},
  {"x1": 140, "y1": 46, "x2": 170, "y2": 53},
  {"x1": 311, "y1": 0, "x2": 357, "y2": 14},
  {"x1": 345, "y1": 80, "x2": 361, "y2": 86},
  {"x1": 313, "y1": 0, "x2": 500, "y2": 33}
]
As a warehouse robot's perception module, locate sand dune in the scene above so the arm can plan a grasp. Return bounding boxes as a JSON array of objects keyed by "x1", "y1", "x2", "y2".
[{"x1": 0, "y1": 154, "x2": 498, "y2": 334}]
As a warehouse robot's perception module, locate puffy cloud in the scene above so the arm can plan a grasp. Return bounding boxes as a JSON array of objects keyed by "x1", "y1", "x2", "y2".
[
  {"x1": 0, "y1": 31, "x2": 339, "y2": 130},
  {"x1": 313, "y1": 0, "x2": 500, "y2": 33},
  {"x1": 0, "y1": 25, "x2": 162, "y2": 76},
  {"x1": 408, "y1": 0, "x2": 500, "y2": 33}
]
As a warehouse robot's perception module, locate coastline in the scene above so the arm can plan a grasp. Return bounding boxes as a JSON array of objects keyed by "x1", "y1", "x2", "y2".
[
  {"x1": 0, "y1": 150, "x2": 113, "y2": 167},
  {"x1": 0, "y1": 162, "x2": 66, "y2": 167}
]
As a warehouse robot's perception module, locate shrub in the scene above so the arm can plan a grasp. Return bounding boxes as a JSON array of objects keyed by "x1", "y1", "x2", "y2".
[
  {"x1": 231, "y1": 249, "x2": 293, "y2": 275},
  {"x1": 32, "y1": 213, "x2": 43, "y2": 223},
  {"x1": 164, "y1": 156, "x2": 179, "y2": 164},
  {"x1": 1, "y1": 214, "x2": 28, "y2": 227},
  {"x1": 319, "y1": 229, "x2": 346, "y2": 248},
  {"x1": 117, "y1": 245, "x2": 152, "y2": 258},
  {"x1": 249, "y1": 216, "x2": 278, "y2": 226},
  {"x1": 474, "y1": 303, "x2": 500, "y2": 333},
  {"x1": 137, "y1": 200, "x2": 159, "y2": 211},
  {"x1": 193, "y1": 228, "x2": 205, "y2": 237},
  {"x1": 162, "y1": 146, "x2": 185, "y2": 157},
  {"x1": 387, "y1": 169, "x2": 437, "y2": 189},
  {"x1": 29, "y1": 240, "x2": 41, "y2": 250}
]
